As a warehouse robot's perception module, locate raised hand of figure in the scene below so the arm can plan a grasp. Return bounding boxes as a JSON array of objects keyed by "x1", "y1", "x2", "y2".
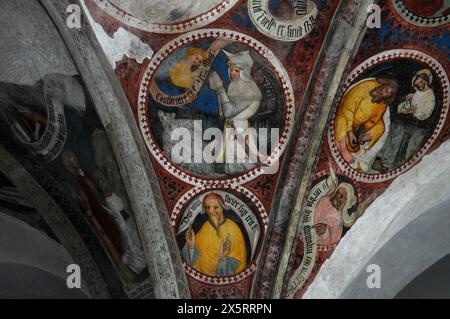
[
  {"x1": 185, "y1": 224, "x2": 196, "y2": 249},
  {"x1": 313, "y1": 223, "x2": 328, "y2": 236},
  {"x1": 209, "y1": 71, "x2": 224, "y2": 91},
  {"x1": 210, "y1": 38, "x2": 232, "y2": 52},
  {"x1": 219, "y1": 233, "x2": 232, "y2": 260}
]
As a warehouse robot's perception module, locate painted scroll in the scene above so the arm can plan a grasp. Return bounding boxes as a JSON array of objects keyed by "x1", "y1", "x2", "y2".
[{"x1": 84, "y1": 0, "x2": 341, "y2": 298}]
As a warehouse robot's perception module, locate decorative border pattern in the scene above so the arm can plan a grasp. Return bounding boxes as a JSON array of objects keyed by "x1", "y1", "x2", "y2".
[
  {"x1": 327, "y1": 49, "x2": 449, "y2": 183},
  {"x1": 137, "y1": 29, "x2": 296, "y2": 187},
  {"x1": 391, "y1": 0, "x2": 450, "y2": 27},
  {"x1": 170, "y1": 185, "x2": 268, "y2": 285},
  {"x1": 92, "y1": 0, "x2": 240, "y2": 33},
  {"x1": 247, "y1": 0, "x2": 318, "y2": 42}
]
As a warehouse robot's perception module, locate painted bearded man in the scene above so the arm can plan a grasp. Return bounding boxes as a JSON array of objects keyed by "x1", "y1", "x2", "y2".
[
  {"x1": 312, "y1": 182, "x2": 356, "y2": 248},
  {"x1": 334, "y1": 78, "x2": 399, "y2": 172},
  {"x1": 182, "y1": 192, "x2": 247, "y2": 276}
]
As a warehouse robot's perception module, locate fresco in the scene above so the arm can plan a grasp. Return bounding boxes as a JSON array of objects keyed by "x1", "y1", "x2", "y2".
[
  {"x1": 109, "y1": 0, "x2": 225, "y2": 24},
  {"x1": 329, "y1": 50, "x2": 447, "y2": 179},
  {"x1": 178, "y1": 192, "x2": 256, "y2": 277},
  {"x1": 248, "y1": 0, "x2": 318, "y2": 41},
  {"x1": 78, "y1": 0, "x2": 450, "y2": 299},
  {"x1": 391, "y1": 0, "x2": 450, "y2": 26},
  {"x1": 401, "y1": 0, "x2": 450, "y2": 17},
  {"x1": 86, "y1": 0, "x2": 341, "y2": 298},
  {"x1": 142, "y1": 32, "x2": 291, "y2": 179},
  {"x1": 283, "y1": 0, "x2": 450, "y2": 298},
  {"x1": 0, "y1": 73, "x2": 151, "y2": 297},
  {"x1": 172, "y1": 188, "x2": 267, "y2": 298},
  {"x1": 2, "y1": 0, "x2": 448, "y2": 299},
  {"x1": 92, "y1": 0, "x2": 241, "y2": 33}
]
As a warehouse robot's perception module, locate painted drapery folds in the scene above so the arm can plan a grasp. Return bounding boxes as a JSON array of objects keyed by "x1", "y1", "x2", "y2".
[
  {"x1": 0, "y1": 0, "x2": 153, "y2": 298},
  {"x1": 85, "y1": 0, "x2": 340, "y2": 298},
  {"x1": 0, "y1": 73, "x2": 152, "y2": 297},
  {"x1": 283, "y1": 0, "x2": 449, "y2": 298},
  {"x1": 70, "y1": 0, "x2": 449, "y2": 298}
]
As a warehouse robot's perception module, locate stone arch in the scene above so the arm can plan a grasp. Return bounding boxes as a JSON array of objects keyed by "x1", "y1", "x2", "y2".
[
  {"x1": 0, "y1": 262, "x2": 89, "y2": 299},
  {"x1": 396, "y1": 254, "x2": 450, "y2": 299},
  {"x1": 0, "y1": 211, "x2": 90, "y2": 298},
  {"x1": 0, "y1": 0, "x2": 123, "y2": 298},
  {"x1": 0, "y1": 145, "x2": 117, "y2": 298}
]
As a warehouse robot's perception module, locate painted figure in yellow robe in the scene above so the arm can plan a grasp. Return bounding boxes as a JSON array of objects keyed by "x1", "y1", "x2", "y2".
[
  {"x1": 182, "y1": 192, "x2": 247, "y2": 276},
  {"x1": 169, "y1": 47, "x2": 208, "y2": 89},
  {"x1": 334, "y1": 78, "x2": 398, "y2": 171}
]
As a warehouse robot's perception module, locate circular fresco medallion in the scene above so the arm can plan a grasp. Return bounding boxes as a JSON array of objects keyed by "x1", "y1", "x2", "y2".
[
  {"x1": 92, "y1": 0, "x2": 240, "y2": 33},
  {"x1": 138, "y1": 29, "x2": 295, "y2": 186},
  {"x1": 391, "y1": 0, "x2": 450, "y2": 27},
  {"x1": 171, "y1": 187, "x2": 268, "y2": 284},
  {"x1": 247, "y1": 0, "x2": 318, "y2": 42},
  {"x1": 328, "y1": 49, "x2": 449, "y2": 183}
]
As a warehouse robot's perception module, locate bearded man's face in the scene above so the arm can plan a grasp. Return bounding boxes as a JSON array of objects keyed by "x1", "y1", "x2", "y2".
[
  {"x1": 331, "y1": 187, "x2": 348, "y2": 212},
  {"x1": 371, "y1": 84, "x2": 395, "y2": 103},
  {"x1": 205, "y1": 198, "x2": 224, "y2": 228}
]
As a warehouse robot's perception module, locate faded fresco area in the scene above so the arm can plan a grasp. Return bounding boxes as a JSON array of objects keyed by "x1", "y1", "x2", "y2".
[
  {"x1": 86, "y1": 0, "x2": 341, "y2": 298},
  {"x1": 84, "y1": 0, "x2": 449, "y2": 299},
  {"x1": 0, "y1": 0, "x2": 151, "y2": 298},
  {"x1": 283, "y1": 0, "x2": 449, "y2": 299},
  {"x1": 1, "y1": 0, "x2": 448, "y2": 300},
  {"x1": 109, "y1": 0, "x2": 224, "y2": 23}
]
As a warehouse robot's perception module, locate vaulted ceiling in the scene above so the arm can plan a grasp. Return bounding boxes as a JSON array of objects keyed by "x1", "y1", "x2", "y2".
[{"x1": 0, "y1": 0, "x2": 448, "y2": 299}]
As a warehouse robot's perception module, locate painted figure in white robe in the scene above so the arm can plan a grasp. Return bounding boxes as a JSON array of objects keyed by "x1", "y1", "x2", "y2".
[
  {"x1": 209, "y1": 50, "x2": 263, "y2": 174},
  {"x1": 374, "y1": 69, "x2": 436, "y2": 172}
]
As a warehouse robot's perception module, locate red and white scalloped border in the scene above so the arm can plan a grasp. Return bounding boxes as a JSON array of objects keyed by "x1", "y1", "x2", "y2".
[
  {"x1": 390, "y1": 0, "x2": 450, "y2": 27},
  {"x1": 92, "y1": 0, "x2": 240, "y2": 33},
  {"x1": 327, "y1": 49, "x2": 449, "y2": 183},
  {"x1": 137, "y1": 29, "x2": 295, "y2": 187},
  {"x1": 171, "y1": 185, "x2": 268, "y2": 284}
]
